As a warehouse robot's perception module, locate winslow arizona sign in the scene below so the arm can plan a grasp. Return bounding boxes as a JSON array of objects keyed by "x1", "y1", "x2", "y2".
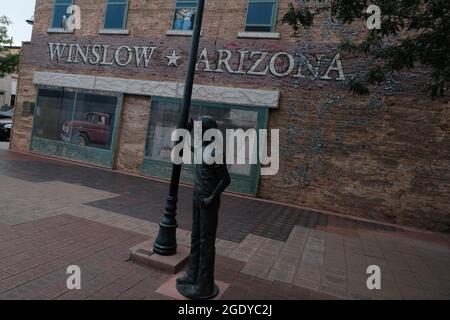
[{"x1": 48, "y1": 42, "x2": 346, "y2": 81}]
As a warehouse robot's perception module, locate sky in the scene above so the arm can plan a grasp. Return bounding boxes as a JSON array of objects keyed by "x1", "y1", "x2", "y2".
[{"x1": 1, "y1": 0, "x2": 36, "y2": 46}]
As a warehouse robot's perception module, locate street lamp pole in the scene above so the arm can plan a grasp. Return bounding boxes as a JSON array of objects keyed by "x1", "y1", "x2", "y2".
[{"x1": 153, "y1": 0, "x2": 206, "y2": 256}]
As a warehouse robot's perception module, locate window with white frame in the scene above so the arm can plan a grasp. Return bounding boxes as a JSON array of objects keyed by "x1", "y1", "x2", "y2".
[
  {"x1": 245, "y1": 0, "x2": 278, "y2": 32},
  {"x1": 104, "y1": 0, "x2": 129, "y2": 29},
  {"x1": 172, "y1": 0, "x2": 198, "y2": 31},
  {"x1": 51, "y1": 0, "x2": 73, "y2": 28}
]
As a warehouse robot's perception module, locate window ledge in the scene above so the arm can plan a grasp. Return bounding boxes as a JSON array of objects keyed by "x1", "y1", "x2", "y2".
[
  {"x1": 99, "y1": 29, "x2": 130, "y2": 35},
  {"x1": 47, "y1": 28, "x2": 74, "y2": 34},
  {"x1": 166, "y1": 29, "x2": 203, "y2": 37},
  {"x1": 237, "y1": 32, "x2": 280, "y2": 39}
]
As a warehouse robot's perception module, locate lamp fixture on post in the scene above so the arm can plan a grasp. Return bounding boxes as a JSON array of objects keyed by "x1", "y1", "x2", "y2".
[{"x1": 26, "y1": 16, "x2": 34, "y2": 25}]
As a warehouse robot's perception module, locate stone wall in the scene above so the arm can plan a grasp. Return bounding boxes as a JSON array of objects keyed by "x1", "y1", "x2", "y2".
[
  {"x1": 10, "y1": 43, "x2": 36, "y2": 153},
  {"x1": 115, "y1": 95, "x2": 150, "y2": 174},
  {"x1": 11, "y1": 0, "x2": 450, "y2": 233}
]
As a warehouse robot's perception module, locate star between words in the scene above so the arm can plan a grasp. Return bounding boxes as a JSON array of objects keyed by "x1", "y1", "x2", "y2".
[{"x1": 48, "y1": 42, "x2": 346, "y2": 80}]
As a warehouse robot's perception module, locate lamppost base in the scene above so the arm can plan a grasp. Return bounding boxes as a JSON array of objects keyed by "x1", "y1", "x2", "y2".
[
  {"x1": 153, "y1": 244, "x2": 177, "y2": 256},
  {"x1": 129, "y1": 240, "x2": 189, "y2": 274},
  {"x1": 153, "y1": 224, "x2": 178, "y2": 256}
]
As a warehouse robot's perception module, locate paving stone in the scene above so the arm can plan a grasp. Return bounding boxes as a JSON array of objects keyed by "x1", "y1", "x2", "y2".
[
  {"x1": 322, "y1": 271, "x2": 347, "y2": 289},
  {"x1": 320, "y1": 284, "x2": 348, "y2": 299},
  {"x1": 374, "y1": 280, "x2": 403, "y2": 300},
  {"x1": 295, "y1": 265, "x2": 322, "y2": 282},
  {"x1": 267, "y1": 268, "x2": 296, "y2": 284},
  {"x1": 348, "y1": 277, "x2": 376, "y2": 300},
  {"x1": 292, "y1": 277, "x2": 321, "y2": 291}
]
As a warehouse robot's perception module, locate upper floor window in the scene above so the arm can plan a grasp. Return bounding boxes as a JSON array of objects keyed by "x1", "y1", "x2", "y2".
[
  {"x1": 245, "y1": 0, "x2": 278, "y2": 32},
  {"x1": 172, "y1": 0, "x2": 197, "y2": 31},
  {"x1": 104, "y1": 0, "x2": 129, "y2": 29},
  {"x1": 52, "y1": 0, "x2": 73, "y2": 28}
]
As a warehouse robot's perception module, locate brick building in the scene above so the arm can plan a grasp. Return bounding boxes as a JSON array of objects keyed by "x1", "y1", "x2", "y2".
[{"x1": 11, "y1": 0, "x2": 450, "y2": 233}]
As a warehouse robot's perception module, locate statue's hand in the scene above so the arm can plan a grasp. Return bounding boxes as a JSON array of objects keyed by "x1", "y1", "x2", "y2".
[{"x1": 201, "y1": 196, "x2": 214, "y2": 209}]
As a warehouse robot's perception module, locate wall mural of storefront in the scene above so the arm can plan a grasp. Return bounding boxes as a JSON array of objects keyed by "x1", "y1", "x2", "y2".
[
  {"x1": 31, "y1": 86, "x2": 122, "y2": 168},
  {"x1": 29, "y1": 80, "x2": 270, "y2": 195},
  {"x1": 143, "y1": 97, "x2": 268, "y2": 195},
  {"x1": 23, "y1": 35, "x2": 346, "y2": 195}
]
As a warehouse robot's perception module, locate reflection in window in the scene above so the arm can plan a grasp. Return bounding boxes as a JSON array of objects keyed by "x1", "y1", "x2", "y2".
[
  {"x1": 52, "y1": 0, "x2": 73, "y2": 29},
  {"x1": 33, "y1": 87, "x2": 119, "y2": 150},
  {"x1": 173, "y1": 0, "x2": 197, "y2": 31},
  {"x1": 245, "y1": 0, "x2": 278, "y2": 32},
  {"x1": 145, "y1": 99, "x2": 260, "y2": 176},
  {"x1": 104, "y1": 0, "x2": 129, "y2": 29}
]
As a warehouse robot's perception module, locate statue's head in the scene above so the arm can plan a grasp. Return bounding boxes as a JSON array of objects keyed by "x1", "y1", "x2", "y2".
[{"x1": 198, "y1": 116, "x2": 218, "y2": 134}]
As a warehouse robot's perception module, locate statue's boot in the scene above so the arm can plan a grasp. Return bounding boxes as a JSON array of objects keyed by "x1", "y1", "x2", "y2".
[
  {"x1": 176, "y1": 282, "x2": 219, "y2": 300},
  {"x1": 177, "y1": 233, "x2": 218, "y2": 300},
  {"x1": 177, "y1": 196, "x2": 220, "y2": 300},
  {"x1": 176, "y1": 238, "x2": 200, "y2": 285},
  {"x1": 176, "y1": 258, "x2": 198, "y2": 285},
  {"x1": 177, "y1": 196, "x2": 201, "y2": 286},
  {"x1": 176, "y1": 258, "x2": 218, "y2": 300}
]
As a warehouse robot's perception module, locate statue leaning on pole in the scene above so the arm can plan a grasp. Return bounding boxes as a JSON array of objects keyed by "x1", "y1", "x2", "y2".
[{"x1": 176, "y1": 116, "x2": 231, "y2": 300}]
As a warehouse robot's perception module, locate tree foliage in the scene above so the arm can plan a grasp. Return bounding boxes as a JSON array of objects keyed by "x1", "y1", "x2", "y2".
[
  {"x1": 282, "y1": 0, "x2": 450, "y2": 97},
  {"x1": 0, "y1": 16, "x2": 20, "y2": 78}
]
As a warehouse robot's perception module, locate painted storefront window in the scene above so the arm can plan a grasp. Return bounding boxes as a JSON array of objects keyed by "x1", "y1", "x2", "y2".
[
  {"x1": 31, "y1": 87, "x2": 122, "y2": 168},
  {"x1": 142, "y1": 97, "x2": 268, "y2": 195}
]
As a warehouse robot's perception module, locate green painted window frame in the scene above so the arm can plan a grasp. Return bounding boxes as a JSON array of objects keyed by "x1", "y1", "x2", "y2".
[
  {"x1": 141, "y1": 96, "x2": 269, "y2": 196},
  {"x1": 103, "y1": 0, "x2": 130, "y2": 30},
  {"x1": 172, "y1": 0, "x2": 198, "y2": 30},
  {"x1": 245, "y1": 0, "x2": 278, "y2": 32},
  {"x1": 51, "y1": 0, "x2": 73, "y2": 28},
  {"x1": 30, "y1": 85, "x2": 123, "y2": 169}
]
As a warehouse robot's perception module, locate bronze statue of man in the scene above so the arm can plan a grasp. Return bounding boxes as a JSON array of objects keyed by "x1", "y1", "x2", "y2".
[{"x1": 176, "y1": 116, "x2": 231, "y2": 300}]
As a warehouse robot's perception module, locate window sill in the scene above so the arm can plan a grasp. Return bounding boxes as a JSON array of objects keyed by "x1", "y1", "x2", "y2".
[
  {"x1": 237, "y1": 32, "x2": 280, "y2": 39},
  {"x1": 166, "y1": 29, "x2": 203, "y2": 37},
  {"x1": 99, "y1": 29, "x2": 130, "y2": 35},
  {"x1": 47, "y1": 28, "x2": 74, "y2": 34}
]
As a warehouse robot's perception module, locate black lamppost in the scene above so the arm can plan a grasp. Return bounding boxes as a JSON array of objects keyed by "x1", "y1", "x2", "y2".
[{"x1": 153, "y1": 0, "x2": 206, "y2": 256}]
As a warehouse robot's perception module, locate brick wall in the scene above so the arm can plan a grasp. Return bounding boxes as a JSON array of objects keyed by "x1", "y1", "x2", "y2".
[{"x1": 12, "y1": 0, "x2": 450, "y2": 233}]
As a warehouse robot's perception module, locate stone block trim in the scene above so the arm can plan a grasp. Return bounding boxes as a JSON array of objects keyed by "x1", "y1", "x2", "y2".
[
  {"x1": 115, "y1": 95, "x2": 150, "y2": 174},
  {"x1": 32, "y1": 72, "x2": 280, "y2": 108}
]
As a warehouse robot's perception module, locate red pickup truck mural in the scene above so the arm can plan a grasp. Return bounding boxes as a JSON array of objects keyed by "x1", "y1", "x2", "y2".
[{"x1": 61, "y1": 112, "x2": 112, "y2": 147}]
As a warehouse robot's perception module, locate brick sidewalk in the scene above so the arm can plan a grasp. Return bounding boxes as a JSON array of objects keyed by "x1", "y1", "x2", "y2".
[
  {"x1": 0, "y1": 215, "x2": 334, "y2": 300},
  {"x1": 0, "y1": 150, "x2": 449, "y2": 300}
]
